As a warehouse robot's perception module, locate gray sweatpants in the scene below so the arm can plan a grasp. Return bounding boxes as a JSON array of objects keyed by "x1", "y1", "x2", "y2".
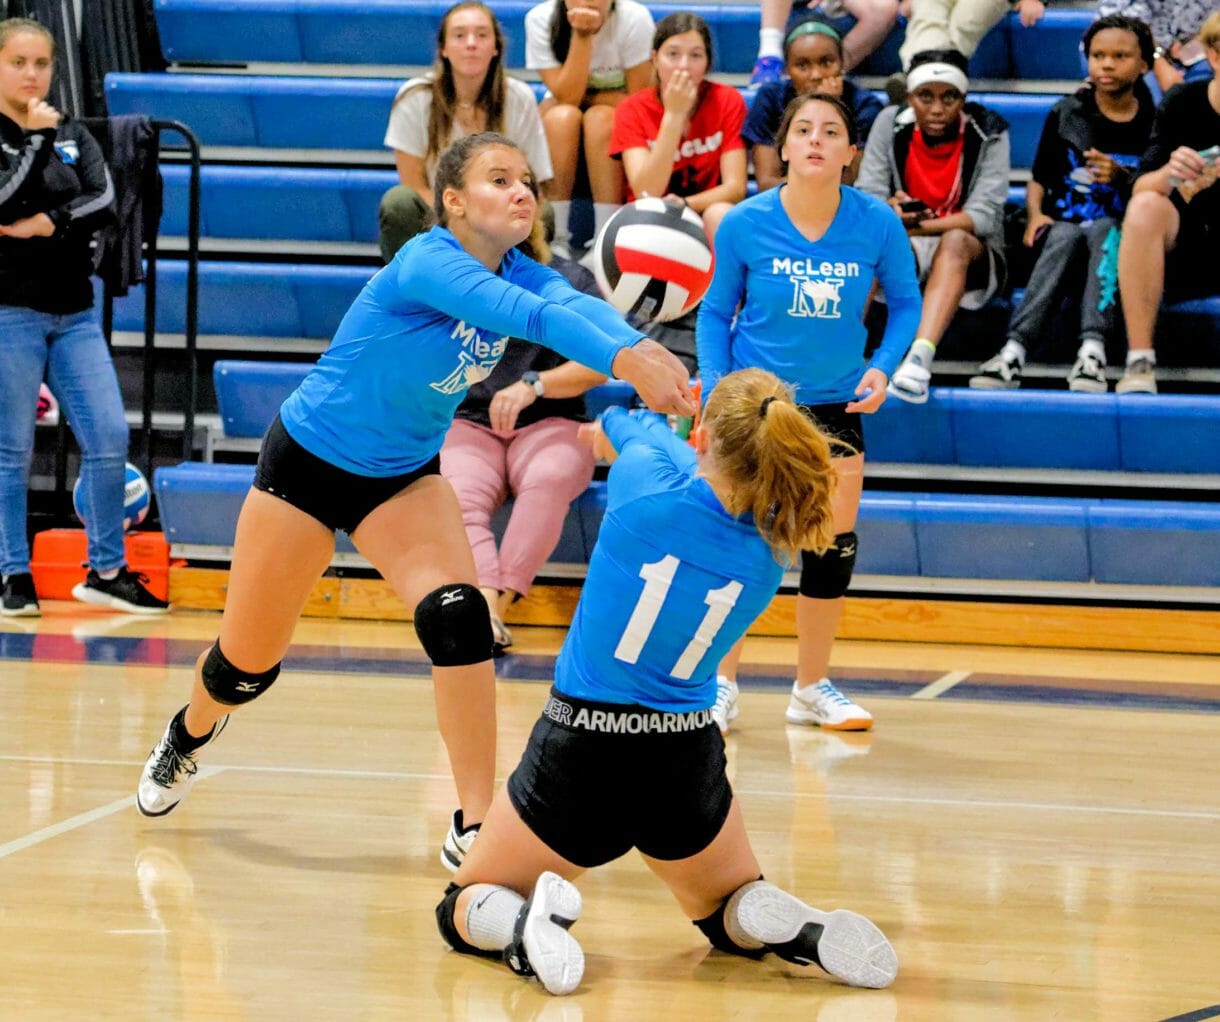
[{"x1": 1006, "y1": 218, "x2": 1120, "y2": 352}]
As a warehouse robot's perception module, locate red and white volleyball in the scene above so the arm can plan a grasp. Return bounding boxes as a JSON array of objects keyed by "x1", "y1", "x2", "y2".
[{"x1": 590, "y1": 198, "x2": 715, "y2": 323}]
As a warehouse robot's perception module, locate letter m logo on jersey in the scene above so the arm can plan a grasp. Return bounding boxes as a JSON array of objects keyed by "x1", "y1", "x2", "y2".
[{"x1": 789, "y1": 277, "x2": 844, "y2": 319}]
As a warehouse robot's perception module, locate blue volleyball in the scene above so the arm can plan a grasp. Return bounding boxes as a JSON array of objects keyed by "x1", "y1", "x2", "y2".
[{"x1": 73, "y1": 462, "x2": 151, "y2": 532}]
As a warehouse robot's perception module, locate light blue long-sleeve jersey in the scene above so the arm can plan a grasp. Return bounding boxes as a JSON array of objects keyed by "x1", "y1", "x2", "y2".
[
  {"x1": 555, "y1": 407, "x2": 787, "y2": 712},
  {"x1": 280, "y1": 227, "x2": 644, "y2": 475},
  {"x1": 697, "y1": 186, "x2": 922, "y2": 405}
]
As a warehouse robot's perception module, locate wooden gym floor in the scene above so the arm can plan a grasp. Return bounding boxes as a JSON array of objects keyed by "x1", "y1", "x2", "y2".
[{"x1": 1, "y1": 605, "x2": 1218, "y2": 1021}]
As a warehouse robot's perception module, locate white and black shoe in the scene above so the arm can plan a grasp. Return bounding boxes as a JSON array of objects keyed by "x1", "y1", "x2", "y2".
[
  {"x1": 736, "y1": 883, "x2": 898, "y2": 989},
  {"x1": 440, "y1": 809, "x2": 481, "y2": 872},
  {"x1": 1067, "y1": 351, "x2": 1108, "y2": 393},
  {"x1": 73, "y1": 567, "x2": 169, "y2": 615},
  {"x1": 504, "y1": 871, "x2": 584, "y2": 996},
  {"x1": 2, "y1": 572, "x2": 40, "y2": 617},
  {"x1": 136, "y1": 711, "x2": 228, "y2": 817},
  {"x1": 969, "y1": 352, "x2": 1022, "y2": 389}
]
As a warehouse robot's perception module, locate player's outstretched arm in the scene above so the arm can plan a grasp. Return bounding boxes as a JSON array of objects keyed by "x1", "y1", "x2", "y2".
[{"x1": 612, "y1": 339, "x2": 696, "y2": 417}]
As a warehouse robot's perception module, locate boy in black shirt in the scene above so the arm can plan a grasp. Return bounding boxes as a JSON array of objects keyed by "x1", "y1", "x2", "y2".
[
  {"x1": 1116, "y1": 10, "x2": 1220, "y2": 395},
  {"x1": 971, "y1": 15, "x2": 1156, "y2": 391}
]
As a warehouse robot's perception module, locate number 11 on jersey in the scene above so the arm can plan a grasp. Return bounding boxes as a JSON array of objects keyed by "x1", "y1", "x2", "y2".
[{"x1": 613, "y1": 555, "x2": 743, "y2": 680}]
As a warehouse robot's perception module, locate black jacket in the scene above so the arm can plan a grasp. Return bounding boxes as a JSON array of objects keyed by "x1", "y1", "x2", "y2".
[{"x1": 0, "y1": 113, "x2": 115, "y2": 313}]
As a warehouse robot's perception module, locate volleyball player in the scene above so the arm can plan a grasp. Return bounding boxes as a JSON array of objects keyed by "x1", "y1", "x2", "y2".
[
  {"x1": 435, "y1": 368, "x2": 898, "y2": 995},
  {"x1": 135, "y1": 133, "x2": 695, "y2": 872},
  {"x1": 698, "y1": 94, "x2": 922, "y2": 735}
]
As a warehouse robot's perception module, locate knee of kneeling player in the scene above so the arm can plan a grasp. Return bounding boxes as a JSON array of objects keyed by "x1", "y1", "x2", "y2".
[
  {"x1": 799, "y1": 531, "x2": 858, "y2": 599},
  {"x1": 414, "y1": 583, "x2": 494, "y2": 666},
  {"x1": 200, "y1": 642, "x2": 281, "y2": 706}
]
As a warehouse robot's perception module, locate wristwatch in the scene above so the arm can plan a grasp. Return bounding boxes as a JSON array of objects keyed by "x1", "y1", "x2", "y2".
[{"x1": 522, "y1": 370, "x2": 545, "y2": 397}]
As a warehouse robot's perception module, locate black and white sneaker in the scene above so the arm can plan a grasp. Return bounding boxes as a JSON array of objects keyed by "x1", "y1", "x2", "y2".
[
  {"x1": 736, "y1": 883, "x2": 898, "y2": 989},
  {"x1": 73, "y1": 567, "x2": 169, "y2": 615},
  {"x1": 2, "y1": 572, "x2": 40, "y2": 617},
  {"x1": 136, "y1": 711, "x2": 228, "y2": 817},
  {"x1": 504, "y1": 871, "x2": 584, "y2": 996},
  {"x1": 969, "y1": 352, "x2": 1022, "y2": 389},
  {"x1": 1067, "y1": 351, "x2": 1108, "y2": 393},
  {"x1": 440, "y1": 809, "x2": 481, "y2": 872}
]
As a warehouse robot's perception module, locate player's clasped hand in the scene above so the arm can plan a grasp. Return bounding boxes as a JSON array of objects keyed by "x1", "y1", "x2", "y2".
[
  {"x1": 25, "y1": 97, "x2": 60, "y2": 130},
  {"x1": 612, "y1": 339, "x2": 697, "y2": 417}
]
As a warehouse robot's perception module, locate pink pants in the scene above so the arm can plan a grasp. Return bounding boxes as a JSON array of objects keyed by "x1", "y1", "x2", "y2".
[{"x1": 440, "y1": 417, "x2": 596, "y2": 596}]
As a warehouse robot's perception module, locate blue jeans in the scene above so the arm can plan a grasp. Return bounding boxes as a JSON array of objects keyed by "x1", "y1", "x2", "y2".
[{"x1": 0, "y1": 305, "x2": 130, "y2": 577}]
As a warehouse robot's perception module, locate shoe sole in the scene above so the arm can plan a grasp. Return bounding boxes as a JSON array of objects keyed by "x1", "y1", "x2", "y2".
[
  {"x1": 1115, "y1": 383, "x2": 1157, "y2": 395},
  {"x1": 522, "y1": 872, "x2": 584, "y2": 995},
  {"x1": 1068, "y1": 379, "x2": 1107, "y2": 393},
  {"x1": 786, "y1": 707, "x2": 874, "y2": 731},
  {"x1": 1, "y1": 606, "x2": 40, "y2": 617},
  {"x1": 737, "y1": 886, "x2": 897, "y2": 989},
  {"x1": 72, "y1": 583, "x2": 169, "y2": 615},
  {"x1": 968, "y1": 377, "x2": 1019, "y2": 390},
  {"x1": 885, "y1": 384, "x2": 929, "y2": 405},
  {"x1": 136, "y1": 790, "x2": 187, "y2": 818}
]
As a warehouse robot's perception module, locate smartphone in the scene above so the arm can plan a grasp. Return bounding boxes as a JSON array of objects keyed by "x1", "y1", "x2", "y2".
[{"x1": 899, "y1": 199, "x2": 929, "y2": 213}]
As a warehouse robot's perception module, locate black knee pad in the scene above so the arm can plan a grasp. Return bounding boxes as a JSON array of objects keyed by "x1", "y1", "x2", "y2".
[
  {"x1": 799, "y1": 531, "x2": 858, "y2": 599},
  {"x1": 414, "y1": 583, "x2": 494, "y2": 667},
  {"x1": 200, "y1": 642, "x2": 281, "y2": 706},
  {"x1": 435, "y1": 883, "x2": 500, "y2": 960}
]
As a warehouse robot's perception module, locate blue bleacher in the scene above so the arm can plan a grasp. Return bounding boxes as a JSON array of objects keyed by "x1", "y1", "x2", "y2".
[
  {"x1": 154, "y1": 460, "x2": 1220, "y2": 587},
  {"x1": 108, "y1": 72, "x2": 1056, "y2": 168},
  {"x1": 161, "y1": 165, "x2": 393, "y2": 242},
  {"x1": 152, "y1": 0, "x2": 1095, "y2": 79},
  {"x1": 113, "y1": 261, "x2": 374, "y2": 338}
]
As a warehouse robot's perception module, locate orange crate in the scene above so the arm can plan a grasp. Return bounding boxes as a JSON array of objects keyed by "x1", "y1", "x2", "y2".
[{"x1": 31, "y1": 529, "x2": 171, "y2": 601}]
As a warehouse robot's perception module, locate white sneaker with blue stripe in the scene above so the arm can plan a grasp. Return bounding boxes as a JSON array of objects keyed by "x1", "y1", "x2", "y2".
[{"x1": 785, "y1": 679, "x2": 873, "y2": 731}]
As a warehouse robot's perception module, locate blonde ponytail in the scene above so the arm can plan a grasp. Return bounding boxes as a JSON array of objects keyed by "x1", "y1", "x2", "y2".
[{"x1": 702, "y1": 369, "x2": 838, "y2": 561}]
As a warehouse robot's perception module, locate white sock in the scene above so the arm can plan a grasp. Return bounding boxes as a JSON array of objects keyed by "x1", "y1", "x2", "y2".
[
  {"x1": 464, "y1": 885, "x2": 525, "y2": 952},
  {"x1": 593, "y1": 202, "x2": 618, "y2": 238},
  {"x1": 550, "y1": 199, "x2": 572, "y2": 256},
  {"x1": 98, "y1": 568, "x2": 120, "y2": 581},
  {"x1": 1000, "y1": 339, "x2": 1026, "y2": 364},
  {"x1": 758, "y1": 28, "x2": 784, "y2": 60},
  {"x1": 906, "y1": 338, "x2": 937, "y2": 368},
  {"x1": 1127, "y1": 348, "x2": 1155, "y2": 366},
  {"x1": 1078, "y1": 338, "x2": 1106, "y2": 364}
]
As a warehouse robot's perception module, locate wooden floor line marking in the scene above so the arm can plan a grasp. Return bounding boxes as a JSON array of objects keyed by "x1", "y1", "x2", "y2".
[{"x1": 911, "y1": 670, "x2": 972, "y2": 699}]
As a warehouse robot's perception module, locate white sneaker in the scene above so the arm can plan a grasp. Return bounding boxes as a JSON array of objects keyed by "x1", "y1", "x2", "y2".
[
  {"x1": 886, "y1": 358, "x2": 931, "y2": 404},
  {"x1": 736, "y1": 883, "x2": 898, "y2": 989},
  {"x1": 505, "y1": 871, "x2": 585, "y2": 996},
  {"x1": 440, "y1": 809, "x2": 481, "y2": 873},
  {"x1": 1116, "y1": 355, "x2": 1157, "y2": 395},
  {"x1": 1067, "y1": 350, "x2": 1108, "y2": 393},
  {"x1": 136, "y1": 712, "x2": 228, "y2": 817},
  {"x1": 711, "y1": 675, "x2": 739, "y2": 735},
  {"x1": 786, "y1": 679, "x2": 873, "y2": 731}
]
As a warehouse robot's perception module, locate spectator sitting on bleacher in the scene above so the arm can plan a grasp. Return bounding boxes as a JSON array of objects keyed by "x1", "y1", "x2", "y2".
[
  {"x1": 610, "y1": 12, "x2": 749, "y2": 372},
  {"x1": 896, "y1": 0, "x2": 1047, "y2": 83},
  {"x1": 750, "y1": 0, "x2": 901, "y2": 86},
  {"x1": 1114, "y1": 10, "x2": 1220, "y2": 396},
  {"x1": 379, "y1": 1, "x2": 553, "y2": 263},
  {"x1": 1098, "y1": 1, "x2": 1216, "y2": 91},
  {"x1": 971, "y1": 15, "x2": 1156, "y2": 393},
  {"x1": 0, "y1": 17, "x2": 166, "y2": 618},
  {"x1": 611, "y1": 13, "x2": 748, "y2": 240},
  {"x1": 744, "y1": 18, "x2": 884, "y2": 189},
  {"x1": 525, "y1": 0, "x2": 654, "y2": 259},
  {"x1": 441, "y1": 213, "x2": 606, "y2": 653},
  {"x1": 857, "y1": 49, "x2": 1011, "y2": 403}
]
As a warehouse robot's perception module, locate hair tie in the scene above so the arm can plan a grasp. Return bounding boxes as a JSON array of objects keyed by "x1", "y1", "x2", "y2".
[
  {"x1": 784, "y1": 19, "x2": 842, "y2": 50},
  {"x1": 759, "y1": 396, "x2": 778, "y2": 419}
]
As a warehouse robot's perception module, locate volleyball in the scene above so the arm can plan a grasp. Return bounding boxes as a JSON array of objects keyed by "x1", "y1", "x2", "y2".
[
  {"x1": 590, "y1": 197, "x2": 715, "y2": 323},
  {"x1": 73, "y1": 462, "x2": 151, "y2": 532}
]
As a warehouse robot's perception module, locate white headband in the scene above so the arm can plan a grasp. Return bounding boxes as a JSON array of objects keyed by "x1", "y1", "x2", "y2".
[{"x1": 907, "y1": 62, "x2": 968, "y2": 96}]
